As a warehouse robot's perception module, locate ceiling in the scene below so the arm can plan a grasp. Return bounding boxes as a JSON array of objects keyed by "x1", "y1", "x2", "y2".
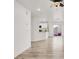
[
  {"x1": 16, "y1": 0, "x2": 64, "y2": 22},
  {"x1": 16, "y1": 0, "x2": 54, "y2": 17}
]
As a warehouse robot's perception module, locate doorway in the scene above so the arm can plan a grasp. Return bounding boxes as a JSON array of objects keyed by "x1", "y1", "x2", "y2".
[{"x1": 53, "y1": 25, "x2": 62, "y2": 36}]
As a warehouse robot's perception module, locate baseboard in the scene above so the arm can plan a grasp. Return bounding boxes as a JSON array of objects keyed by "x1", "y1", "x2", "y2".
[{"x1": 14, "y1": 45, "x2": 31, "y2": 58}]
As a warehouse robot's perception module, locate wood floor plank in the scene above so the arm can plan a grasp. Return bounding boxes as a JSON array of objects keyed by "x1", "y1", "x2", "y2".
[{"x1": 15, "y1": 37, "x2": 64, "y2": 59}]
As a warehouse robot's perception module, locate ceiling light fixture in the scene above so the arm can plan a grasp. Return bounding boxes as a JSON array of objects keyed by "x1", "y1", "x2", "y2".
[
  {"x1": 50, "y1": 0, "x2": 63, "y2": 2},
  {"x1": 36, "y1": 8, "x2": 41, "y2": 11},
  {"x1": 50, "y1": 0, "x2": 64, "y2": 7}
]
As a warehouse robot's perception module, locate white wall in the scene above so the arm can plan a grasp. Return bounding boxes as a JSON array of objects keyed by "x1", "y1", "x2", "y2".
[
  {"x1": 31, "y1": 16, "x2": 48, "y2": 41},
  {"x1": 14, "y1": 1, "x2": 31, "y2": 57}
]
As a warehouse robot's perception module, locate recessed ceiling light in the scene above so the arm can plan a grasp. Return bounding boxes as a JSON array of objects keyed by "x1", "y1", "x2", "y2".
[
  {"x1": 36, "y1": 8, "x2": 41, "y2": 11},
  {"x1": 53, "y1": 25, "x2": 58, "y2": 28}
]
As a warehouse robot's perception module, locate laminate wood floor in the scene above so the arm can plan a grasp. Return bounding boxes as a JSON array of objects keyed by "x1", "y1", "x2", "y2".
[{"x1": 15, "y1": 37, "x2": 64, "y2": 59}]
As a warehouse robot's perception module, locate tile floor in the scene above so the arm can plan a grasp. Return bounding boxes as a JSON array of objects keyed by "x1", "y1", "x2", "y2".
[{"x1": 15, "y1": 36, "x2": 64, "y2": 59}]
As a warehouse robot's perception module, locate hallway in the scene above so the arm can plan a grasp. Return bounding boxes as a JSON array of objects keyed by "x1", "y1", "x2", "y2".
[{"x1": 15, "y1": 37, "x2": 64, "y2": 59}]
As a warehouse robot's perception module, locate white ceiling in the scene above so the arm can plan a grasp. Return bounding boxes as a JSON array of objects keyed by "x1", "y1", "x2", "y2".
[
  {"x1": 16, "y1": 0, "x2": 54, "y2": 17},
  {"x1": 16, "y1": 0, "x2": 64, "y2": 23}
]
